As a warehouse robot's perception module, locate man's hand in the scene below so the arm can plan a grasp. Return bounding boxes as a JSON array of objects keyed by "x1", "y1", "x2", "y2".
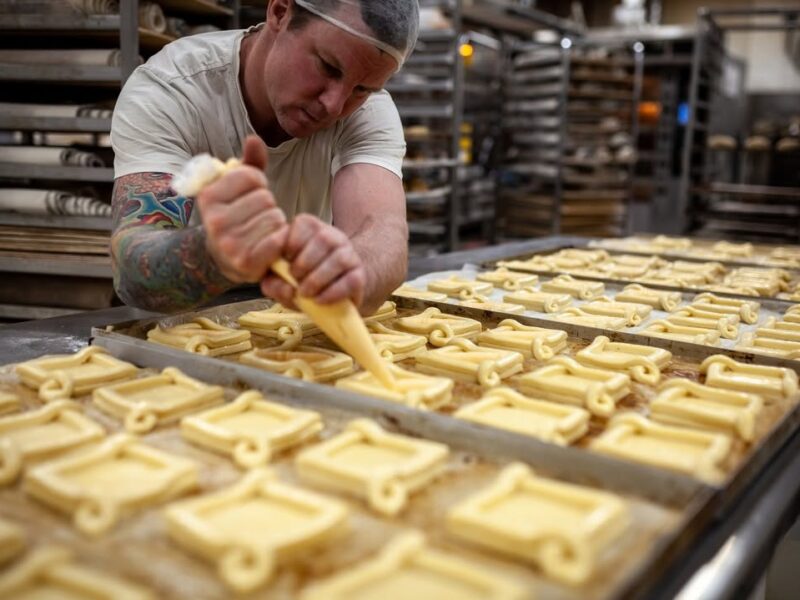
[
  {"x1": 196, "y1": 135, "x2": 288, "y2": 283},
  {"x1": 260, "y1": 214, "x2": 366, "y2": 309}
]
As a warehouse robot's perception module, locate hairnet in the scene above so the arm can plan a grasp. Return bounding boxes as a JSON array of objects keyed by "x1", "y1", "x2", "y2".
[{"x1": 294, "y1": 0, "x2": 419, "y2": 69}]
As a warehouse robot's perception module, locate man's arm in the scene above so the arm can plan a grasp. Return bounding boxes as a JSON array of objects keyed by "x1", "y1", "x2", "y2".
[{"x1": 110, "y1": 172, "x2": 234, "y2": 312}]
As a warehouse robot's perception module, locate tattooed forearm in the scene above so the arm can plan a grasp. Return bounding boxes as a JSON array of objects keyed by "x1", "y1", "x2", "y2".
[{"x1": 110, "y1": 172, "x2": 234, "y2": 312}]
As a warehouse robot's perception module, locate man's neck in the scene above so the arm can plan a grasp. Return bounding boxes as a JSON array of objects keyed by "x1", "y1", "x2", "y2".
[{"x1": 239, "y1": 30, "x2": 291, "y2": 147}]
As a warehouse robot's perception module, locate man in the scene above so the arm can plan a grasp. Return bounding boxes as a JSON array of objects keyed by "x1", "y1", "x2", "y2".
[{"x1": 110, "y1": 0, "x2": 418, "y2": 314}]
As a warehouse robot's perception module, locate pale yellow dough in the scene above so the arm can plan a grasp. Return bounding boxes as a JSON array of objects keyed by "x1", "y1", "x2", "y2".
[
  {"x1": 640, "y1": 319, "x2": 721, "y2": 345},
  {"x1": 146, "y1": 317, "x2": 252, "y2": 356},
  {"x1": 15, "y1": 346, "x2": 138, "y2": 402},
  {"x1": 0, "y1": 517, "x2": 25, "y2": 564},
  {"x1": 296, "y1": 419, "x2": 449, "y2": 516},
  {"x1": 551, "y1": 308, "x2": 628, "y2": 330},
  {"x1": 667, "y1": 313, "x2": 739, "y2": 339},
  {"x1": 590, "y1": 413, "x2": 731, "y2": 483},
  {"x1": 519, "y1": 356, "x2": 631, "y2": 417},
  {"x1": 446, "y1": 462, "x2": 629, "y2": 586},
  {"x1": 735, "y1": 333, "x2": 800, "y2": 360},
  {"x1": 692, "y1": 292, "x2": 760, "y2": 324},
  {"x1": 238, "y1": 304, "x2": 320, "y2": 349},
  {"x1": 454, "y1": 387, "x2": 589, "y2": 445},
  {"x1": 0, "y1": 390, "x2": 20, "y2": 416},
  {"x1": 415, "y1": 338, "x2": 524, "y2": 387},
  {"x1": 427, "y1": 275, "x2": 494, "y2": 299},
  {"x1": 579, "y1": 297, "x2": 653, "y2": 326},
  {"x1": 575, "y1": 336, "x2": 672, "y2": 385},
  {"x1": 24, "y1": 433, "x2": 199, "y2": 536},
  {"x1": 394, "y1": 307, "x2": 482, "y2": 347},
  {"x1": 0, "y1": 546, "x2": 154, "y2": 599},
  {"x1": 164, "y1": 468, "x2": 348, "y2": 593},
  {"x1": 477, "y1": 318, "x2": 568, "y2": 360},
  {"x1": 700, "y1": 354, "x2": 798, "y2": 401},
  {"x1": 459, "y1": 296, "x2": 526, "y2": 315},
  {"x1": 240, "y1": 345, "x2": 354, "y2": 382},
  {"x1": 392, "y1": 284, "x2": 448, "y2": 302},
  {"x1": 541, "y1": 275, "x2": 605, "y2": 300},
  {"x1": 335, "y1": 364, "x2": 453, "y2": 410},
  {"x1": 503, "y1": 288, "x2": 573, "y2": 313},
  {"x1": 300, "y1": 530, "x2": 527, "y2": 600},
  {"x1": 0, "y1": 400, "x2": 105, "y2": 485},
  {"x1": 755, "y1": 317, "x2": 800, "y2": 343},
  {"x1": 367, "y1": 321, "x2": 428, "y2": 362},
  {"x1": 649, "y1": 379, "x2": 762, "y2": 441},
  {"x1": 93, "y1": 367, "x2": 225, "y2": 434},
  {"x1": 476, "y1": 267, "x2": 538, "y2": 291},
  {"x1": 615, "y1": 283, "x2": 681, "y2": 312},
  {"x1": 181, "y1": 390, "x2": 323, "y2": 468}
]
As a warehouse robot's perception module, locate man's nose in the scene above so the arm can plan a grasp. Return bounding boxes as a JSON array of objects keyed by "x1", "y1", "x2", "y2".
[{"x1": 318, "y1": 81, "x2": 348, "y2": 118}]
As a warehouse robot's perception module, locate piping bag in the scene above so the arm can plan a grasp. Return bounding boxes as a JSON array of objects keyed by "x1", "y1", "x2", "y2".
[{"x1": 173, "y1": 154, "x2": 396, "y2": 389}]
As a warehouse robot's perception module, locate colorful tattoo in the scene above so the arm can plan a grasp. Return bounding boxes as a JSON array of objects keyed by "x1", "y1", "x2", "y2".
[{"x1": 110, "y1": 172, "x2": 233, "y2": 311}]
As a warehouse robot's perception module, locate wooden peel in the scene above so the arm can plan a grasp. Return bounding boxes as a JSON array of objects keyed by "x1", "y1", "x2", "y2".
[{"x1": 173, "y1": 154, "x2": 395, "y2": 389}]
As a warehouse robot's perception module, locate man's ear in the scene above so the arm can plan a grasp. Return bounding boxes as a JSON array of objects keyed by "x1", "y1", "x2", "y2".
[{"x1": 266, "y1": 0, "x2": 292, "y2": 31}]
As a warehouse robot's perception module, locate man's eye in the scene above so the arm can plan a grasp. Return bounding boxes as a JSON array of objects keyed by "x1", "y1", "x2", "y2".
[{"x1": 319, "y1": 59, "x2": 341, "y2": 78}]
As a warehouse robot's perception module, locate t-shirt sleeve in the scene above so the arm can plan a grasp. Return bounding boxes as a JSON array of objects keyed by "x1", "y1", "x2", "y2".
[
  {"x1": 111, "y1": 66, "x2": 199, "y2": 178},
  {"x1": 331, "y1": 90, "x2": 405, "y2": 179}
]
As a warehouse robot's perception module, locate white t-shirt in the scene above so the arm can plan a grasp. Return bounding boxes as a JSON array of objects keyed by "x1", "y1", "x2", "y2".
[{"x1": 111, "y1": 26, "x2": 405, "y2": 224}]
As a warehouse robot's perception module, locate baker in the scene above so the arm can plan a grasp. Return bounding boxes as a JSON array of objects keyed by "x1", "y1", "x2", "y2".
[{"x1": 110, "y1": 0, "x2": 418, "y2": 315}]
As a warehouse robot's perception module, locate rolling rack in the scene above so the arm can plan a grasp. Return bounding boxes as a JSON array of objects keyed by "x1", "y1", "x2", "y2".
[
  {"x1": 499, "y1": 37, "x2": 644, "y2": 239},
  {"x1": 682, "y1": 7, "x2": 800, "y2": 243}
]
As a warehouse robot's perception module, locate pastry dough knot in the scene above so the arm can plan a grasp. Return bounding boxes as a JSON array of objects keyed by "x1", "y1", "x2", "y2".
[
  {"x1": 429, "y1": 323, "x2": 455, "y2": 347},
  {"x1": 532, "y1": 338, "x2": 555, "y2": 361},
  {"x1": 283, "y1": 360, "x2": 316, "y2": 381},
  {"x1": 477, "y1": 360, "x2": 502, "y2": 388},
  {"x1": 539, "y1": 535, "x2": 591, "y2": 586},
  {"x1": 75, "y1": 496, "x2": 117, "y2": 536},
  {"x1": 184, "y1": 335, "x2": 211, "y2": 355},
  {"x1": 234, "y1": 437, "x2": 272, "y2": 468},
  {"x1": 585, "y1": 384, "x2": 615, "y2": 418},
  {"x1": 220, "y1": 545, "x2": 273, "y2": 593},
  {"x1": 125, "y1": 403, "x2": 158, "y2": 433},
  {"x1": 367, "y1": 473, "x2": 407, "y2": 516},
  {"x1": 626, "y1": 357, "x2": 660, "y2": 386},
  {"x1": 457, "y1": 288, "x2": 478, "y2": 300},
  {"x1": 0, "y1": 438, "x2": 23, "y2": 485},
  {"x1": 39, "y1": 370, "x2": 74, "y2": 402},
  {"x1": 276, "y1": 325, "x2": 303, "y2": 350},
  {"x1": 503, "y1": 279, "x2": 522, "y2": 291}
]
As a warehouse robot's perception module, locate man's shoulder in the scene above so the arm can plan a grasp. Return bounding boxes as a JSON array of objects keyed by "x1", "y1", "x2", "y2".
[{"x1": 142, "y1": 29, "x2": 244, "y2": 83}]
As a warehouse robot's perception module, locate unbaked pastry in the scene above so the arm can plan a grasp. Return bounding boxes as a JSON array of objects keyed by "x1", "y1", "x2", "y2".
[
  {"x1": 164, "y1": 468, "x2": 348, "y2": 593},
  {"x1": 590, "y1": 413, "x2": 731, "y2": 483},
  {"x1": 502, "y1": 288, "x2": 572, "y2": 313},
  {"x1": 575, "y1": 336, "x2": 672, "y2": 385},
  {"x1": 0, "y1": 390, "x2": 19, "y2": 416},
  {"x1": 240, "y1": 346, "x2": 354, "y2": 382},
  {"x1": 578, "y1": 297, "x2": 653, "y2": 326},
  {"x1": 446, "y1": 462, "x2": 629, "y2": 585},
  {"x1": 366, "y1": 321, "x2": 428, "y2": 362},
  {"x1": 497, "y1": 257, "x2": 554, "y2": 273},
  {"x1": 296, "y1": 419, "x2": 449, "y2": 516},
  {"x1": 146, "y1": 317, "x2": 252, "y2": 356},
  {"x1": 394, "y1": 307, "x2": 482, "y2": 347},
  {"x1": 454, "y1": 387, "x2": 589, "y2": 445},
  {"x1": 518, "y1": 356, "x2": 631, "y2": 418},
  {"x1": 476, "y1": 267, "x2": 538, "y2": 291},
  {"x1": 181, "y1": 390, "x2": 323, "y2": 468},
  {"x1": 238, "y1": 304, "x2": 320, "y2": 349},
  {"x1": 0, "y1": 546, "x2": 154, "y2": 599},
  {"x1": 700, "y1": 354, "x2": 798, "y2": 401},
  {"x1": 551, "y1": 308, "x2": 628, "y2": 330},
  {"x1": 667, "y1": 313, "x2": 739, "y2": 339},
  {"x1": 0, "y1": 517, "x2": 24, "y2": 564},
  {"x1": 712, "y1": 241, "x2": 753, "y2": 258},
  {"x1": 15, "y1": 346, "x2": 138, "y2": 402},
  {"x1": 415, "y1": 338, "x2": 524, "y2": 387},
  {"x1": 702, "y1": 284, "x2": 760, "y2": 297},
  {"x1": 427, "y1": 276, "x2": 494, "y2": 300},
  {"x1": 691, "y1": 292, "x2": 760, "y2": 324},
  {"x1": 541, "y1": 275, "x2": 604, "y2": 300},
  {"x1": 614, "y1": 284, "x2": 681, "y2": 312},
  {"x1": 735, "y1": 333, "x2": 800, "y2": 360},
  {"x1": 93, "y1": 367, "x2": 225, "y2": 433},
  {"x1": 0, "y1": 400, "x2": 105, "y2": 485},
  {"x1": 477, "y1": 318, "x2": 568, "y2": 360},
  {"x1": 392, "y1": 284, "x2": 447, "y2": 302},
  {"x1": 24, "y1": 433, "x2": 198, "y2": 536},
  {"x1": 640, "y1": 319, "x2": 721, "y2": 345},
  {"x1": 755, "y1": 317, "x2": 800, "y2": 342},
  {"x1": 300, "y1": 530, "x2": 527, "y2": 600},
  {"x1": 650, "y1": 379, "x2": 762, "y2": 441},
  {"x1": 459, "y1": 295, "x2": 526, "y2": 315},
  {"x1": 335, "y1": 364, "x2": 453, "y2": 410}
]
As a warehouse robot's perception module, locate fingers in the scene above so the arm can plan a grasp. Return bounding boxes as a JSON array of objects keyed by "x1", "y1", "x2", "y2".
[
  {"x1": 242, "y1": 134, "x2": 269, "y2": 170},
  {"x1": 198, "y1": 165, "x2": 269, "y2": 212},
  {"x1": 260, "y1": 274, "x2": 298, "y2": 310},
  {"x1": 315, "y1": 267, "x2": 366, "y2": 307},
  {"x1": 297, "y1": 244, "x2": 361, "y2": 299}
]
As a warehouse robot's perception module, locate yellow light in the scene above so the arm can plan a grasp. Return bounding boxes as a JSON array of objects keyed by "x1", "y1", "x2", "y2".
[{"x1": 459, "y1": 43, "x2": 474, "y2": 58}]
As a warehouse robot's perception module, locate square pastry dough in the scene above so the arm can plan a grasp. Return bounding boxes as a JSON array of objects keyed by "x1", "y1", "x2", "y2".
[
  {"x1": 476, "y1": 267, "x2": 538, "y2": 291},
  {"x1": 0, "y1": 517, "x2": 25, "y2": 564},
  {"x1": 666, "y1": 313, "x2": 739, "y2": 340},
  {"x1": 366, "y1": 321, "x2": 427, "y2": 362},
  {"x1": 415, "y1": 339, "x2": 524, "y2": 388},
  {"x1": 477, "y1": 318, "x2": 568, "y2": 361},
  {"x1": 503, "y1": 288, "x2": 572, "y2": 313},
  {"x1": 578, "y1": 298, "x2": 653, "y2": 327},
  {"x1": 427, "y1": 276, "x2": 494, "y2": 299},
  {"x1": 639, "y1": 319, "x2": 721, "y2": 345},
  {"x1": 446, "y1": 463, "x2": 629, "y2": 585},
  {"x1": 454, "y1": 387, "x2": 589, "y2": 445},
  {"x1": 735, "y1": 333, "x2": 800, "y2": 360},
  {"x1": 459, "y1": 296, "x2": 526, "y2": 315},
  {"x1": 0, "y1": 390, "x2": 20, "y2": 416},
  {"x1": 551, "y1": 308, "x2": 628, "y2": 331},
  {"x1": 590, "y1": 413, "x2": 731, "y2": 483},
  {"x1": 691, "y1": 292, "x2": 760, "y2": 324},
  {"x1": 519, "y1": 356, "x2": 631, "y2": 418},
  {"x1": 335, "y1": 364, "x2": 453, "y2": 411},
  {"x1": 575, "y1": 336, "x2": 672, "y2": 386},
  {"x1": 0, "y1": 400, "x2": 105, "y2": 486},
  {"x1": 0, "y1": 547, "x2": 154, "y2": 599},
  {"x1": 181, "y1": 390, "x2": 323, "y2": 468},
  {"x1": 146, "y1": 317, "x2": 252, "y2": 356},
  {"x1": 394, "y1": 307, "x2": 482, "y2": 347},
  {"x1": 164, "y1": 468, "x2": 348, "y2": 593},
  {"x1": 238, "y1": 304, "x2": 320, "y2": 349},
  {"x1": 24, "y1": 433, "x2": 199, "y2": 536},
  {"x1": 700, "y1": 354, "x2": 798, "y2": 401},
  {"x1": 15, "y1": 346, "x2": 138, "y2": 402},
  {"x1": 392, "y1": 284, "x2": 447, "y2": 302},
  {"x1": 541, "y1": 275, "x2": 604, "y2": 300},
  {"x1": 240, "y1": 346, "x2": 354, "y2": 382},
  {"x1": 614, "y1": 284, "x2": 681, "y2": 312},
  {"x1": 650, "y1": 379, "x2": 762, "y2": 441},
  {"x1": 296, "y1": 419, "x2": 449, "y2": 516},
  {"x1": 93, "y1": 367, "x2": 225, "y2": 433},
  {"x1": 300, "y1": 531, "x2": 527, "y2": 600}
]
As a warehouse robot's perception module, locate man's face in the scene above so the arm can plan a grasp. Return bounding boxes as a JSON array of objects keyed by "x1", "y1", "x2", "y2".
[{"x1": 261, "y1": 13, "x2": 398, "y2": 139}]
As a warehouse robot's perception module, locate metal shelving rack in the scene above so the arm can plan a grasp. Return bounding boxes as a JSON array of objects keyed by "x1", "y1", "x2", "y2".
[
  {"x1": 499, "y1": 38, "x2": 643, "y2": 239},
  {"x1": 682, "y1": 7, "x2": 800, "y2": 243}
]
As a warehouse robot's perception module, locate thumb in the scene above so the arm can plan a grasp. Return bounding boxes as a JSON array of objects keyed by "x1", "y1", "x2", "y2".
[{"x1": 242, "y1": 134, "x2": 269, "y2": 171}]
